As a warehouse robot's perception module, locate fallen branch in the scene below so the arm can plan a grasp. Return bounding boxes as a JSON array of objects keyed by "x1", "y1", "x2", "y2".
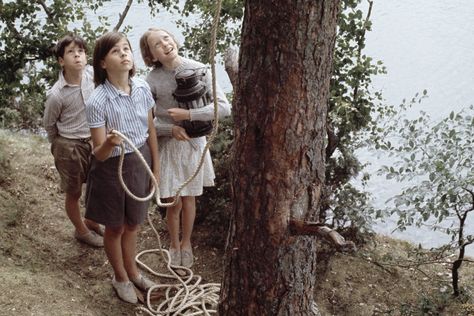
[{"x1": 289, "y1": 219, "x2": 356, "y2": 252}]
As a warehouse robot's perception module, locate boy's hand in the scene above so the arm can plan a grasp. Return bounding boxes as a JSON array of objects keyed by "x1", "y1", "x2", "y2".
[{"x1": 168, "y1": 108, "x2": 190, "y2": 121}]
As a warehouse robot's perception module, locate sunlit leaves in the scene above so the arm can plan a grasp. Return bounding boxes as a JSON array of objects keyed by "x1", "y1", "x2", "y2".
[
  {"x1": 0, "y1": 0, "x2": 111, "y2": 128},
  {"x1": 378, "y1": 104, "x2": 474, "y2": 251},
  {"x1": 152, "y1": 0, "x2": 244, "y2": 63},
  {"x1": 321, "y1": 0, "x2": 388, "y2": 232}
]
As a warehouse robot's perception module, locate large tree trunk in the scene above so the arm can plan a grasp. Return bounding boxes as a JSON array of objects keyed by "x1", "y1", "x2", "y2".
[{"x1": 219, "y1": 1, "x2": 340, "y2": 315}]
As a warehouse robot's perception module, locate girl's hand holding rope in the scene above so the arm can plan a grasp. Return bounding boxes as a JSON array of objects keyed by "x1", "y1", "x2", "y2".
[{"x1": 106, "y1": 131, "x2": 123, "y2": 146}]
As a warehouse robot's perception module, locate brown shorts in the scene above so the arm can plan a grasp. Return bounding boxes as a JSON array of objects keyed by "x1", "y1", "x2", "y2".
[
  {"x1": 85, "y1": 144, "x2": 151, "y2": 227},
  {"x1": 51, "y1": 136, "x2": 92, "y2": 195}
]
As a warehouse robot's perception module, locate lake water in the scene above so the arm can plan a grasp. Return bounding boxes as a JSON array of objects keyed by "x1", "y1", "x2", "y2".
[
  {"x1": 102, "y1": 1, "x2": 474, "y2": 255},
  {"x1": 359, "y1": 0, "x2": 474, "y2": 255}
]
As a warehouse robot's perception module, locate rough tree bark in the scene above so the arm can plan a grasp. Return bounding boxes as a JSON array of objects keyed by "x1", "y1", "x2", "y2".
[{"x1": 219, "y1": 1, "x2": 340, "y2": 315}]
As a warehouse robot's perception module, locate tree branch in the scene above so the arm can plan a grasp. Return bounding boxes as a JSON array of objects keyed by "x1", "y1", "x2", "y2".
[
  {"x1": 463, "y1": 186, "x2": 474, "y2": 211},
  {"x1": 5, "y1": 21, "x2": 23, "y2": 42},
  {"x1": 365, "y1": 257, "x2": 434, "y2": 279},
  {"x1": 351, "y1": 0, "x2": 373, "y2": 104},
  {"x1": 289, "y1": 219, "x2": 356, "y2": 252},
  {"x1": 454, "y1": 203, "x2": 462, "y2": 222},
  {"x1": 36, "y1": 0, "x2": 57, "y2": 25},
  {"x1": 463, "y1": 238, "x2": 474, "y2": 247},
  {"x1": 113, "y1": 0, "x2": 133, "y2": 32}
]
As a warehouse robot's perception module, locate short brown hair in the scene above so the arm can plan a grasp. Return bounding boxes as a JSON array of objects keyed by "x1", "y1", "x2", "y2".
[
  {"x1": 55, "y1": 34, "x2": 87, "y2": 60},
  {"x1": 92, "y1": 32, "x2": 136, "y2": 86},
  {"x1": 139, "y1": 28, "x2": 180, "y2": 68}
]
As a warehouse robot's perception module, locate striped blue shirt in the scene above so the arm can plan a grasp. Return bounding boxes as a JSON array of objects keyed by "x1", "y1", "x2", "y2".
[{"x1": 86, "y1": 77, "x2": 154, "y2": 157}]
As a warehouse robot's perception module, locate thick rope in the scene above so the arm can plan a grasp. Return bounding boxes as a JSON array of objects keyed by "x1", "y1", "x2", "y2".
[{"x1": 110, "y1": 0, "x2": 224, "y2": 314}]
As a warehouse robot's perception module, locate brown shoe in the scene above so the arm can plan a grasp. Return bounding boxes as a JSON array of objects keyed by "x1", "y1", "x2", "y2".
[{"x1": 74, "y1": 230, "x2": 103, "y2": 247}]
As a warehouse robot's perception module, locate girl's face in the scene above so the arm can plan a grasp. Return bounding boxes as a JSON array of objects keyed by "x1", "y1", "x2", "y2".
[
  {"x1": 101, "y1": 38, "x2": 134, "y2": 74},
  {"x1": 146, "y1": 30, "x2": 178, "y2": 64}
]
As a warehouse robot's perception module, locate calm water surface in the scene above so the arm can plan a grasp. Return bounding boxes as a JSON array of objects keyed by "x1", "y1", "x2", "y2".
[{"x1": 360, "y1": 0, "x2": 474, "y2": 254}]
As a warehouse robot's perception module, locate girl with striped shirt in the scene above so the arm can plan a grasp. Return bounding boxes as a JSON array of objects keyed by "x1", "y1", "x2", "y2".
[{"x1": 85, "y1": 32, "x2": 159, "y2": 304}]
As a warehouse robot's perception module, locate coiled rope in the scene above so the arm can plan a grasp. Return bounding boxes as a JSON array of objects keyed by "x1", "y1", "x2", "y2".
[
  {"x1": 111, "y1": 129, "x2": 220, "y2": 315},
  {"x1": 110, "y1": 0, "x2": 224, "y2": 314}
]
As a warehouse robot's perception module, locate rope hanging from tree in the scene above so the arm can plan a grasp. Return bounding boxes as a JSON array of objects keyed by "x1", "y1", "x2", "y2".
[{"x1": 110, "y1": 0, "x2": 224, "y2": 314}]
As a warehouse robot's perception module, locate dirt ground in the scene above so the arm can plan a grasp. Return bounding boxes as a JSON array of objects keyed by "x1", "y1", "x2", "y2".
[{"x1": 1, "y1": 129, "x2": 473, "y2": 316}]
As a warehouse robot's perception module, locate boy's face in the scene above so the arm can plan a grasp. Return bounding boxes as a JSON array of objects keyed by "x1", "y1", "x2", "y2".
[
  {"x1": 59, "y1": 42, "x2": 87, "y2": 72},
  {"x1": 147, "y1": 30, "x2": 178, "y2": 64}
]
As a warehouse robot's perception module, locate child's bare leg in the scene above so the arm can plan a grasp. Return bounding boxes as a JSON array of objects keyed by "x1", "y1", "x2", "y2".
[
  {"x1": 123, "y1": 223, "x2": 157, "y2": 291},
  {"x1": 65, "y1": 191, "x2": 88, "y2": 235},
  {"x1": 122, "y1": 223, "x2": 140, "y2": 279},
  {"x1": 104, "y1": 226, "x2": 128, "y2": 281},
  {"x1": 166, "y1": 197, "x2": 182, "y2": 250},
  {"x1": 180, "y1": 196, "x2": 196, "y2": 250}
]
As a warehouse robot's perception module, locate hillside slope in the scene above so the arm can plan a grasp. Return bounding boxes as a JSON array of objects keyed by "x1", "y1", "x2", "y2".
[{"x1": 0, "y1": 129, "x2": 473, "y2": 316}]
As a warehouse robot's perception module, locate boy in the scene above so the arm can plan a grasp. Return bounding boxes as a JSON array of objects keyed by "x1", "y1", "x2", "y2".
[{"x1": 43, "y1": 34, "x2": 103, "y2": 247}]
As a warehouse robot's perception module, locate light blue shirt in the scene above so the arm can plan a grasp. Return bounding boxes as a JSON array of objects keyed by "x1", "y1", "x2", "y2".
[{"x1": 86, "y1": 77, "x2": 154, "y2": 157}]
